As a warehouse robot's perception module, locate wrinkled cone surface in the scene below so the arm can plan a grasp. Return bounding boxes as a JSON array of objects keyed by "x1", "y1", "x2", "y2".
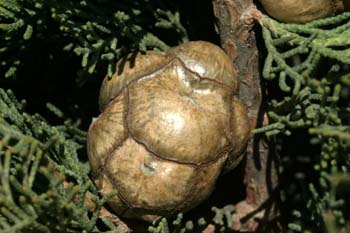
[{"x1": 87, "y1": 41, "x2": 250, "y2": 221}]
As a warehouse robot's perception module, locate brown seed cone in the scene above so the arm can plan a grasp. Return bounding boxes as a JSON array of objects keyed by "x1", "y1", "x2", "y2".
[
  {"x1": 87, "y1": 41, "x2": 250, "y2": 221},
  {"x1": 259, "y1": 0, "x2": 339, "y2": 23}
]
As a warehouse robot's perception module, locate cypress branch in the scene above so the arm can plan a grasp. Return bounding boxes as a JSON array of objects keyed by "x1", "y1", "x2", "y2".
[
  {"x1": 257, "y1": 12, "x2": 350, "y2": 232},
  {"x1": 0, "y1": 0, "x2": 187, "y2": 78},
  {"x1": 0, "y1": 88, "x2": 122, "y2": 232}
]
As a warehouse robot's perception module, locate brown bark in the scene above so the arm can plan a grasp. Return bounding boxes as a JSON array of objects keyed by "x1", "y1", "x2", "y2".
[
  {"x1": 99, "y1": 206, "x2": 132, "y2": 232},
  {"x1": 212, "y1": 0, "x2": 279, "y2": 231}
]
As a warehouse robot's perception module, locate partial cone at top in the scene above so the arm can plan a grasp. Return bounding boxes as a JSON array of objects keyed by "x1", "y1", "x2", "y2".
[{"x1": 259, "y1": 0, "x2": 340, "y2": 23}]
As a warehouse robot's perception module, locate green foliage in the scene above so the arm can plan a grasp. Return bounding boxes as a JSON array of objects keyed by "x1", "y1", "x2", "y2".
[
  {"x1": 0, "y1": 89, "x2": 122, "y2": 232},
  {"x1": 258, "y1": 12, "x2": 350, "y2": 232},
  {"x1": 0, "y1": 0, "x2": 187, "y2": 78},
  {"x1": 148, "y1": 205, "x2": 235, "y2": 233}
]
